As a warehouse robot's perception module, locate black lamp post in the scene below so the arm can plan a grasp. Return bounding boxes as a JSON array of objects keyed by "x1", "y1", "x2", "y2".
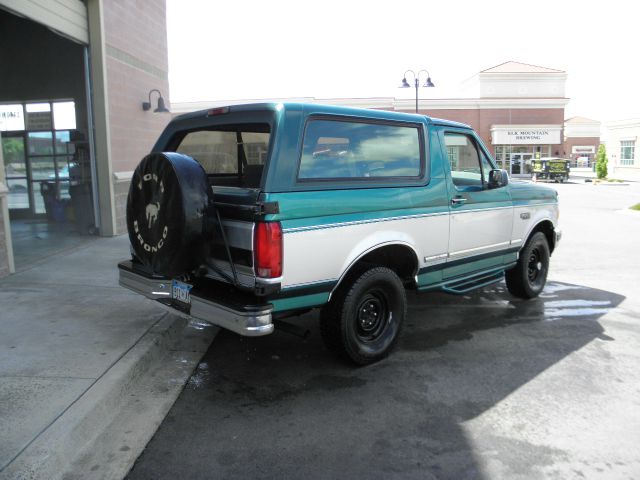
[
  {"x1": 400, "y1": 70, "x2": 435, "y2": 113},
  {"x1": 142, "y1": 89, "x2": 170, "y2": 113}
]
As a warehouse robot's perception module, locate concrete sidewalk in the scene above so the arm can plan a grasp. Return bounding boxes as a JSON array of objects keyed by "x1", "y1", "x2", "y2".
[{"x1": 0, "y1": 235, "x2": 217, "y2": 480}]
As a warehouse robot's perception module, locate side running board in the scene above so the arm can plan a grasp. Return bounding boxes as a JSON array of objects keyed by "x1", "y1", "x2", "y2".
[{"x1": 441, "y1": 269, "x2": 505, "y2": 295}]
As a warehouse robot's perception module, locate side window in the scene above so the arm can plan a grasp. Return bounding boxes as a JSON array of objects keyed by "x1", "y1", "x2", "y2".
[
  {"x1": 444, "y1": 133, "x2": 488, "y2": 188},
  {"x1": 298, "y1": 119, "x2": 422, "y2": 181},
  {"x1": 479, "y1": 150, "x2": 494, "y2": 184}
]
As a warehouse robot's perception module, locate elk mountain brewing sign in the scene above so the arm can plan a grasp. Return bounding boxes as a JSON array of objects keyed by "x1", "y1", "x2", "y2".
[{"x1": 491, "y1": 126, "x2": 562, "y2": 145}]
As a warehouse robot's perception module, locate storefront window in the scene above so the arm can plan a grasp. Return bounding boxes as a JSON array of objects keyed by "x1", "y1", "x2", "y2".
[
  {"x1": 53, "y1": 101, "x2": 77, "y2": 130},
  {"x1": 493, "y1": 145, "x2": 551, "y2": 175},
  {"x1": 2, "y1": 100, "x2": 79, "y2": 215},
  {"x1": 620, "y1": 141, "x2": 635, "y2": 166}
]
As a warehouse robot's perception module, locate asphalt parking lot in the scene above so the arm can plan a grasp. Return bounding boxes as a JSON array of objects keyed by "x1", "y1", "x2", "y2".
[{"x1": 127, "y1": 179, "x2": 640, "y2": 480}]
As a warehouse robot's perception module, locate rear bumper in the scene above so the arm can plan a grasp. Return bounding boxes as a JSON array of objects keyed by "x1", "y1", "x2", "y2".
[{"x1": 118, "y1": 262, "x2": 274, "y2": 336}]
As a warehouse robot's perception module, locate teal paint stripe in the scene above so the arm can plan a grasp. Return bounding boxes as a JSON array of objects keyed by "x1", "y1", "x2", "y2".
[
  {"x1": 419, "y1": 265, "x2": 509, "y2": 293},
  {"x1": 283, "y1": 211, "x2": 448, "y2": 233},
  {"x1": 418, "y1": 247, "x2": 520, "y2": 275},
  {"x1": 450, "y1": 205, "x2": 512, "y2": 214},
  {"x1": 442, "y1": 256, "x2": 505, "y2": 280},
  {"x1": 271, "y1": 292, "x2": 330, "y2": 312},
  {"x1": 276, "y1": 280, "x2": 337, "y2": 298},
  {"x1": 512, "y1": 201, "x2": 558, "y2": 207},
  {"x1": 417, "y1": 270, "x2": 443, "y2": 287}
]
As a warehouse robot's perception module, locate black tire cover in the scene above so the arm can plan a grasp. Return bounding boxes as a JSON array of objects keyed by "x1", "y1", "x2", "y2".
[{"x1": 126, "y1": 152, "x2": 211, "y2": 277}]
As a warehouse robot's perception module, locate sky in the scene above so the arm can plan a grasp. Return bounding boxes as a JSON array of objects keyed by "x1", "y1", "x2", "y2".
[{"x1": 166, "y1": 0, "x2": 640, "y2": 123}]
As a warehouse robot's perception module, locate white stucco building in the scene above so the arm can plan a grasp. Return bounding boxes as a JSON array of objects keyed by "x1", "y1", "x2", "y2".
[{"x1": 606, "y1": 119, "x2": 640, "y2": 181}]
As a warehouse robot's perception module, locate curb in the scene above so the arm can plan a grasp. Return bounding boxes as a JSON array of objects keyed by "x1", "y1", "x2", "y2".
[{"x1": 0, "y1": 313, "x2": 218, "y2": 480}]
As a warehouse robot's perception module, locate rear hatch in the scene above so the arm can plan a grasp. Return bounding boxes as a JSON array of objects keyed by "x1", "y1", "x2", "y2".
[{"x1": 158, "y1": 106, "x2": 279, "y2": 292}]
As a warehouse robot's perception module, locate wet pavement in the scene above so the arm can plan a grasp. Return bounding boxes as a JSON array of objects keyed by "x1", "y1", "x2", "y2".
[{"x1": 127, "y1": 180, "x2": 640, "y2": 480}]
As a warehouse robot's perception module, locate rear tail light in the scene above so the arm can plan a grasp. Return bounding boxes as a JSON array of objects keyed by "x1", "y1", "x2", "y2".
[{"x1": 254, "y1": 222, "x2": 282, "y2": 278}]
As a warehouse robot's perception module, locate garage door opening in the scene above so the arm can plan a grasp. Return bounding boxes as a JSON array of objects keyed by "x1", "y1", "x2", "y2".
[{"x1": 0, "y1": 8, "x2": 98, "y2": 270}]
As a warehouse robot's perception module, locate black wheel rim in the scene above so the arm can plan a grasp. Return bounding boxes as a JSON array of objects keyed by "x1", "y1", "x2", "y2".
[
  {"x1": 527, "y1": 247, "x2": 545, "y2": 285},
  {"x1": 355, "y1": 290, "x2": 389, "y2": 342}
]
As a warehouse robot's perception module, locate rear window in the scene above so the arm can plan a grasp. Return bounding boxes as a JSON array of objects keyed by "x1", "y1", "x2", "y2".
[
  {"x1": 298, "y1": 119, "x2": 423, "y2": 181},
  {"x1": 175, "y1": 124, "x2": 270, "y2": 187}
]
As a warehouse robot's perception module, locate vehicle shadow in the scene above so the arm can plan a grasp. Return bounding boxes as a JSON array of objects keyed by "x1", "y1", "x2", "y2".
[{"x1": 127, "y1": 281, "x2": 623, "y2": 480}]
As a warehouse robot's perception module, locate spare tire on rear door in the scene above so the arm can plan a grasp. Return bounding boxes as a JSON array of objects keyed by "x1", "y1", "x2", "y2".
[{"x1": 126, "y1": 152, "x2": 211, "y2": 277}]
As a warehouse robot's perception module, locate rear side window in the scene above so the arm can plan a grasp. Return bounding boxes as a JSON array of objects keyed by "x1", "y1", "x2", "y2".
[
  {"x1": 175, "y1": 125, "x2": 270, "y2": 187},
  {"x1": 298, "y1": 119, "x2": 422, "y2": 181}
]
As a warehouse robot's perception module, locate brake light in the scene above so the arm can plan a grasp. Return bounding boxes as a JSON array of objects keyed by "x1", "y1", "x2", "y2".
[
  {"x1": 254, "y1": 222, "x2": 282, "y2": 278},
  {"x1": 206, "y1": 106, "x2": 229, "y2": 116}
]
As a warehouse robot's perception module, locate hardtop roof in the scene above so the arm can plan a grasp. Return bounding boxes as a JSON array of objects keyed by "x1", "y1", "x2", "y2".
[{"x1": 170, "y1": 102, "x2": 472, "y2": 130}]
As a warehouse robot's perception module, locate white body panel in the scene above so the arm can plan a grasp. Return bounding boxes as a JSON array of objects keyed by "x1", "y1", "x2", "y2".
[
  {"x1": 511, "y1": 203, "x2": 559, "y2": 247},
  {"x1": 280, "y1": 201, "x2": 558, "y2": 290},
  {"x1": 449, "y1": 207, "x2": 513, "y2": 258},
  {"x1": 282, "y1": 214, "x2": 450, "y2": 288}
]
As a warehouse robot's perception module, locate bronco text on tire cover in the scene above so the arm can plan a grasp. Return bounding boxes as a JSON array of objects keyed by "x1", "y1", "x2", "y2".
[{"x1": 126, "y1": 152, "x2": 211, "y2": 277}]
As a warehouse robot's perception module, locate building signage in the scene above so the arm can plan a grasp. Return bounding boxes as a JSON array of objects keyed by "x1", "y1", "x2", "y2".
[
  {"x1": 0, "y1": 105, "x2": 25, "y2": 131},
  {"x1": 491, "y1": 125, "x2": 561, "y2": 145},
  {"x1": 572, "y1": 146, "x2": 596, "y2": 154}
]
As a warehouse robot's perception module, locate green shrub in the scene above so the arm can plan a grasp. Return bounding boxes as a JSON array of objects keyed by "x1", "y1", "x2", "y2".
[{"x1": 595, "y1": 144, "x2": 608, "y2": 179}]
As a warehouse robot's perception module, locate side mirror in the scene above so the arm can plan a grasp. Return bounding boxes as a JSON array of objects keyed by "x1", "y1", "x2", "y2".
[{"x1": 488, "y1": 169, "x2": 509, "y2": 189}]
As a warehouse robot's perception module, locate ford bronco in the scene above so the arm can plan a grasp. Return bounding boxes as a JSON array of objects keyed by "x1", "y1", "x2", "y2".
[{"x1": 119, "y1": 103, "x2": 561, "y2": 365}]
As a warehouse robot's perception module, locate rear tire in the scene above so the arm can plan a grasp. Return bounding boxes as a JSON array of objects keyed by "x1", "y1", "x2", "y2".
[
  {"x1": 505, "y1": 231, "x2": 550, "y2": 299},
  {"x1": 320, "y1": 267, "x2": 406, "y2": 365}
]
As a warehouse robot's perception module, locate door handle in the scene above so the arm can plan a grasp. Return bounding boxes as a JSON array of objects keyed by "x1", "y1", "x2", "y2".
[{"x1": 451, "y1": 196, "x2": 466, "y2": 206}]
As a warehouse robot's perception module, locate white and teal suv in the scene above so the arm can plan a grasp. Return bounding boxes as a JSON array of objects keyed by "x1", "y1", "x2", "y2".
[{"x1": 119, "y1": 103, "x2": 561, "y2": 365}]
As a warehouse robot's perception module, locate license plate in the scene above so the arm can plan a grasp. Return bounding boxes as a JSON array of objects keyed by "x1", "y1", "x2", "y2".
[{"x1": 171, "y1": 280, "x2": 192, "y2": 305}]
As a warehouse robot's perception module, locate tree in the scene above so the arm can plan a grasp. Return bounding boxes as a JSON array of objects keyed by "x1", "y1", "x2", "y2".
[
  {"x1": 2, "y1": 137, "x2": 24, "y2": 164},
  {"x1": 595, "y1": 144, "x2": 608, "y2": 180}
]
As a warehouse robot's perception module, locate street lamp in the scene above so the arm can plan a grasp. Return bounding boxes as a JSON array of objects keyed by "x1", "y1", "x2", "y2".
[{"x1": 400, "y1": 70, "x2": 435, "y2": 113}]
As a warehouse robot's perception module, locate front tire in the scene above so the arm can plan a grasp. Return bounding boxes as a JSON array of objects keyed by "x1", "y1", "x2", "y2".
[
  {"x1": 320, "y1": 267, "x2": 406, "y2": 365},
  {"x1": 505, "y1": 231, "x2": 550, "y2": 299}
]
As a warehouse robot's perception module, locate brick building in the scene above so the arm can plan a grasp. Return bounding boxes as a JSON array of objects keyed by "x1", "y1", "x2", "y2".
[
  {"x1": 174, "y1": 61, "x2": 601, "y2": 178},
  {"x1": 563, "y1": 116, "x2": 601, "y2": 167}
]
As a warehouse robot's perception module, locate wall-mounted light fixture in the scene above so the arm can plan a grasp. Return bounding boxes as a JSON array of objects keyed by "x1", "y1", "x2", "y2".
[{"x1": 142, "y1": 89, "x2": 170, "y2": 113}]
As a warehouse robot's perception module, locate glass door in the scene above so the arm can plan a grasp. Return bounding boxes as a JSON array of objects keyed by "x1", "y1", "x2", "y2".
[
  {"x1": 511, "y1": 153, "x2": 523, "y2": 175},
  {"x1": 509, "y1": 153, "x2": 534, "y2": 176},
  {"x1": 521, "y1": 153, "x2": 534, "y2": 175},
  {"x1": 27, "y1": 130, "x2": 76, "y2": 217},
  {"x1": 2, "y1": 133, "x2": 30, "y2": 216}
]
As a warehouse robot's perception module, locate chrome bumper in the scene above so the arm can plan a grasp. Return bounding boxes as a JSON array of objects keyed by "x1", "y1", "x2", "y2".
[{"x1": 119, "y1": 266, "x2": 274, "y2": 336}]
